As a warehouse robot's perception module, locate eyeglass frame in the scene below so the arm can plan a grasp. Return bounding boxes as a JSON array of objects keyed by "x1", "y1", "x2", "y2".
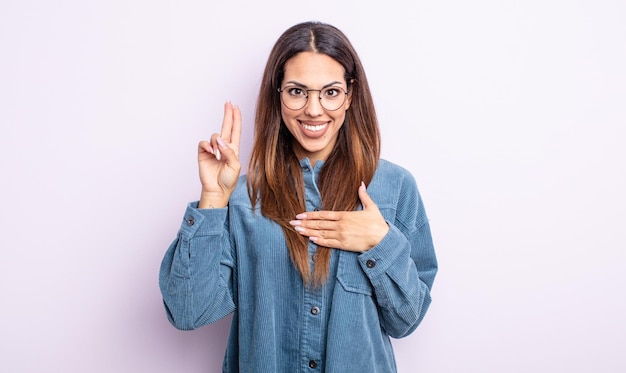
[{"x1": 277, "y1": 84, "x2": 350, "y2": 111}]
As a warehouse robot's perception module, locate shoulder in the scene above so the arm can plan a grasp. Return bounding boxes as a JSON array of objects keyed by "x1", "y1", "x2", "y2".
[
  {"x1": 374, "y1": 159, "x2": 415, "y2": 181},
  {"x1": 371, "y1": 159, "x2": 418, "y2": 196}
]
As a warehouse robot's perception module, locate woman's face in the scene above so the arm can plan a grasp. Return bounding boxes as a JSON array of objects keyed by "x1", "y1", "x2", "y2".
[{"x1": 280, "y1": 51, "x2": 351, "y2": 166}]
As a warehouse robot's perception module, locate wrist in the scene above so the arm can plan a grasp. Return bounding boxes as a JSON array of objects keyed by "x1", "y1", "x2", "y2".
[
  {"x1": 198, "y1": 191, "x2": 229, "y2": 209},
  {"x1": 369, "y1": 222, "x2": 390, "y2": 250}
]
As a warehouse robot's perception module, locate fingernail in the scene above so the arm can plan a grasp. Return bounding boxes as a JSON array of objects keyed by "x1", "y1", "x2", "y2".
[
  {"x1": 215, "y1": 149, "x2": 221, "y2": 161},
  {"x1": 295, "y1": 213, "x2": 307, "y2": 219},
  {"x1": 289, "y1": 220, "x2": 301, "y2": 226},
  {"x1": 217, "y1": 137, "x2": 226, "y2": 148},
  {"x1": 294, "y1": 226, "x2": 305, "y2": 233},
  {"x1": 309, "y1": 236, "x2": 318, "y2": 242}
]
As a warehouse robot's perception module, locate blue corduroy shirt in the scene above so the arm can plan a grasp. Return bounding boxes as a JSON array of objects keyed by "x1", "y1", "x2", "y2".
[{"x1": 159, "y1": 158, "x2": 438, "y2": 372}]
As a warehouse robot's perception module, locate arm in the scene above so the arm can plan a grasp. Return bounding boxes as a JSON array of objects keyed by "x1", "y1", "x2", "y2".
[
  {"x1": 159, "y1": 204, "x2": 236, "y2": 330},
  {"x1": 357, "y1": 212, "x2": 437, "y2": 338},
  {"x1": 159, "y1": 101, "x2": 243, "y2": 330},
  {"x1": 362, "y1": 174, "x2": 437, "y2": 337}
]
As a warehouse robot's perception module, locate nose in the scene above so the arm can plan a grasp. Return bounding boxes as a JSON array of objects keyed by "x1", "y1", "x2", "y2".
[{"x1": 304, "y1": 90, "x2": 324, "y2": 116}]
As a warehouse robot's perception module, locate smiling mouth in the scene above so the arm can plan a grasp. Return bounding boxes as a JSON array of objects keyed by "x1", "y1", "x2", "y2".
[{"x1": 300, "y1": 121, "x2": 328, "y2": 132}]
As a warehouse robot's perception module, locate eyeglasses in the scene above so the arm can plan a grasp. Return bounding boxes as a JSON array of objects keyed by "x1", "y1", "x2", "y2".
[{"x1": 278, "y1": 85, "x2": 349, "y2": 111}]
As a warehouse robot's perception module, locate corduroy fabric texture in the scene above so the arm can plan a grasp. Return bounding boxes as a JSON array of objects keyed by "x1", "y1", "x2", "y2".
[{"x1": 160, "y1": 158, "x2": 438, "y2": 372}]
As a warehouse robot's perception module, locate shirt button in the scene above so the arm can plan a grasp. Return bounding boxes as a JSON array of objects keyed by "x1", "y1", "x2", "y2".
[
  {"x1": 186, "y1": 217, "x2": 195, "y2": 226},
  {"x1": 310, "y1": 306, "x2": 320, "y2": 315},
  {"x1": 309, "y1": 360, "x2": 317, "y2": 369},
  {"x1": 314, "y1": 207, "x2": 320, "y2": 211},
  {"x1": 366, "y1": 259, "x2": 376, "y2": 268}
]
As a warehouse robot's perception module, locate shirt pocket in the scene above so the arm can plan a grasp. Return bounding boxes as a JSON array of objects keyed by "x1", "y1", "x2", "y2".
[{"x1": 336, "y1": 250, "x2": 373, "y2": 296}]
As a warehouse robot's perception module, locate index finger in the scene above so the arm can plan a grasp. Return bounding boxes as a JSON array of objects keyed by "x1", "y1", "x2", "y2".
[{"x1": 296, "y1": 210, "x2": 340, "y2": 221}]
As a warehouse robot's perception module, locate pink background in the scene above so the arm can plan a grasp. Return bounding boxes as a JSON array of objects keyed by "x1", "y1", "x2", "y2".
[{"x1": 1, "y1": 0, "x2": 625, "y2": 371}]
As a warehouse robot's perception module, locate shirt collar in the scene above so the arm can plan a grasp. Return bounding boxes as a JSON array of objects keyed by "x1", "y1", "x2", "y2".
[{"x1": 299, "y1": 157, "x2": 325, "y2": 172}]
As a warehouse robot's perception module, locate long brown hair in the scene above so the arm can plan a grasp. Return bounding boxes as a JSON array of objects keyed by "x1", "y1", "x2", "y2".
[{"x1": 247, "y1": 21, "x2": 381, "y2": 286}]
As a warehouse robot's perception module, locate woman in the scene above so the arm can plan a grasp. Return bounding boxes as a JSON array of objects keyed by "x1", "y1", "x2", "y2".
[{"x1": 159, "y1": 21, "x2": 437, "y2": 372}]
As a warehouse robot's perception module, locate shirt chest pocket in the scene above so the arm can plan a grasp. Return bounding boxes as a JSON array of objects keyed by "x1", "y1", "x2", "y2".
[{"x1": 336, "y1": 250, "x2": 373, "y2": 296}]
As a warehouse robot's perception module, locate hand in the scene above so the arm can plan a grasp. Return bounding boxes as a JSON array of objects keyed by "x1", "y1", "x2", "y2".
[
  {"x1": 289, "y1": 182, "x2": 390, "y2": 252},
  {"x1": 197, "y1": 101, "x2": 242, "y2": 208}
]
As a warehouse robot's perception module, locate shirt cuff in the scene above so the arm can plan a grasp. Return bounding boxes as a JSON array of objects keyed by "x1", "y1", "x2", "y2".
[
  {"x1": 357, "y1": 223, "x2": 407, "y2": 278},
  {"x1": 178, "y1": 201, "x2": 228, "y2": 238}
]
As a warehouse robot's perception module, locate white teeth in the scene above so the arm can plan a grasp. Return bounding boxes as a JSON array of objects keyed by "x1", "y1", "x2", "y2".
[{"x1": 302, "y1": 123, "x2": 326, "y2": 132}]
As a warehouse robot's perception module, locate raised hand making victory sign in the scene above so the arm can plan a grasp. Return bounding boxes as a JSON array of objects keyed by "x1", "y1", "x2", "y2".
[{"x1": 197, "y1": 101, "x2": 242, "y2": 209}]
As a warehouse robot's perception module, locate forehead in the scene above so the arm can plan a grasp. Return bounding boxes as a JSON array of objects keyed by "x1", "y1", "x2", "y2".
[{"x1": 282, "y1": 52, "x2": 346, "y2": 85}]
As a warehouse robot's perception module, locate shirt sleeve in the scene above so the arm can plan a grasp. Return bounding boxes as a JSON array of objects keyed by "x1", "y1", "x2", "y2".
[
  {"x1": 357, "y1": 175, "x2": 438, "y2": 338},
  {"x1": 159, "y1": 202, "x2": 236, "y2": 330}
]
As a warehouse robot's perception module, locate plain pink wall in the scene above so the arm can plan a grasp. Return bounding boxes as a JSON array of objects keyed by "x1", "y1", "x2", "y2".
[{"x1": 1, "y1": 0, "x2": 625, "y2": 372}]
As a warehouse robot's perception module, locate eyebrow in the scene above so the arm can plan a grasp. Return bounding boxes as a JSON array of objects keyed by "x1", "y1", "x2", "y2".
[{"x1": 282, "y1": 80, "x2": 345, "y2": 89}]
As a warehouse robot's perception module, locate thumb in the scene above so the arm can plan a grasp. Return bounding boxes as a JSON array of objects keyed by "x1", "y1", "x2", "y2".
[{"x1": 358, "y1": 181, "x2": 375, "y2": 210}]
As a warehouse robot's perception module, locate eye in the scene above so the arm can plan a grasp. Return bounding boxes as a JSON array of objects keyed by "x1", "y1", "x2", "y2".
[
  {"x1": 323, "y1": 87, "x2": 342, "y2": 99},
  {"x1": 286, "y1": 87, "x2": 306, "y2": 97}
]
